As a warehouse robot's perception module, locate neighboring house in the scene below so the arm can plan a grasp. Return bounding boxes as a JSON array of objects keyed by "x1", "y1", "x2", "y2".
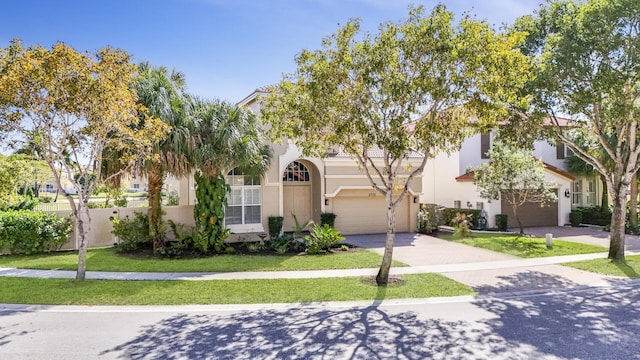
[{"x1": 422, "y1": 130, "x2": 604, "y2": 228}]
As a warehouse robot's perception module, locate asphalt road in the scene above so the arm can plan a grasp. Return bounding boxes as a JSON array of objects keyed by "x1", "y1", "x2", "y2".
[{"x1": 1, "y1": 282, "x2": 639, "y2": 359}]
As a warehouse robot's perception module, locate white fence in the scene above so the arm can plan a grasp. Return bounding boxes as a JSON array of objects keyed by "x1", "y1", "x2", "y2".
[{"x1": 46, "y1": 205, "x2": 196, "y2": 250}]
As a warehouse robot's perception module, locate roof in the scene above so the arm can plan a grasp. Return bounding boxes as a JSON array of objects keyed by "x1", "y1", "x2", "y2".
[
  {"x1": 327, "y1": 148, "x2": 424, "y2": 159},
  {"x1": 456, "y1": 160, "x2": 576, "y2": 182}
]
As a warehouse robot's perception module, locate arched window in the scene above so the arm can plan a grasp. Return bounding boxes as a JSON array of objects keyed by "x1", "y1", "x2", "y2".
[
  {"x1": 283, "y1": 161, "x2": 310, "y2": 182},
  {"x1": 225, "y1": 169, "x2": 261, "y2": 225}
]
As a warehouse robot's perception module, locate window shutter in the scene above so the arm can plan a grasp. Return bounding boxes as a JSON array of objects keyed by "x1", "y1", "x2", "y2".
[
  {"x1": 556, "y1": 141, "x2": 565, "y2": 159},
  {"x1": 480, "y1": 133, "x2": 490, "y2": 159}
]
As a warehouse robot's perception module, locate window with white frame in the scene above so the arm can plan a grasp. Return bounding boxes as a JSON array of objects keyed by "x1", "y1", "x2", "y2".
[
  {"x1": 572, "y1": 180, "x2": 583, "y2": 207},
  {"x1": 586, "y1": 179, "x2": 596, "y2": 206},
  {"x1": 454, "y1": 200, "x2": 462, "y2": 208},
  {"x1": 225, "y1": 169, "x2": 261, "y2": 225}
]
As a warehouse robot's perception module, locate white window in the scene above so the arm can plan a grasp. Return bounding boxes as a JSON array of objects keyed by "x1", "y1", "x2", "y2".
[
  {"x1": 476, "y1": 202, "x2": 484, "y2": 210},
  {"x1": 572, "y1": 180, "x2": 583, "y2": 207},
  {"x1": 133, "y1": 183, "x2": 140, "y2": 190},
  {"x1": 586, "y1": 179, "x2": 596, "y2": 206},
  {"x1": 225, "y1": 169, "x2": 261, "y2": 225},
  {"x1": 283, "y1": 161, "x2": 310, "y2": 182},
  {"x1": 454, "y1": 200, "x2": 462, "y2": 208}
]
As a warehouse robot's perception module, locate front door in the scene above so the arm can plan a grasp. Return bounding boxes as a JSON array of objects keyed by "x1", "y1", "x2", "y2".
[{"x1": 282, "y1": 160, "x2": 313, "y2": 231}]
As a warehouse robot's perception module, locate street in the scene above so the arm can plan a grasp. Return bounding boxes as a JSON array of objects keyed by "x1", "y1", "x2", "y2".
[{"x1": 1, "y1": 282, "x2": 639, "y2": 359}]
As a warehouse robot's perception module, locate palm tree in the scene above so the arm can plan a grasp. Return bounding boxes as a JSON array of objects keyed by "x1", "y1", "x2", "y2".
[
  {"x1": 135, "y1": 63, "x2": 194, "y2": 250},
  {"x1": 188, "y1": 98, "x2": 271, "y2": 252}
]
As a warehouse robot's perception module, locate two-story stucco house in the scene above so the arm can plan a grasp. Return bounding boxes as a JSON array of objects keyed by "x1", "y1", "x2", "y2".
[
  {"x1": 176, "y1": 88, "x2": 423, "y2": 237},
  {"x1": 422, "y1": 131, "x2": 604, "y2": 228}
]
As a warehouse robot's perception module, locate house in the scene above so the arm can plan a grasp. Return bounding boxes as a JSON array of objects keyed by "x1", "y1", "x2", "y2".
[
  {"x1": 422, "y1": 131, "x2": 604, "y2": 228},
  {"x1": 176, "y1": 88, "x2": 423, "y2": 236}
]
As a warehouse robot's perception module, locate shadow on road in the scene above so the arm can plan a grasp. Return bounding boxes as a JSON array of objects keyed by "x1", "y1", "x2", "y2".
[{"x1": 474, "y1": 274, "x2": 640, "y2": 360}]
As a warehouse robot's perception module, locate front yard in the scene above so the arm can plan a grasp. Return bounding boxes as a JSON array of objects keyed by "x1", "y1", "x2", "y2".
[{"x1": 437, "y1": 232, "x2": 607, "y2": 258}]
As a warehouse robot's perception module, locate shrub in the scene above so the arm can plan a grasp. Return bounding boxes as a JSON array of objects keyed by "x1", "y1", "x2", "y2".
[
  {"x1": 304, "y1": 224, "x2": 345, "y2": 254},
  {"x1": 442, "y1": 208, "x2": 480, "y2": 228},
  {"x1": 577, "y1": 206, "x2": 611, "y2": 226},
  {"x1": 39, "y1": 195, "x2": 53, "y2": 203},
  {"x1": 0, "y1": 210, "x2": 72, "y2": 254},
  {"x1": 111, "y1": 212, "x2": 152, "y2": 252},
  {"x1": 166, "y1": 190, "x2": 179, "y2": 206},
  {"x1": 417, "y1": 208, "x2": 437, "y2": 234},
  {"x1": 113, "y1": 193, "x2": 128, "y2": 207},
  {"x1": 157, "y1": 220, "x2": 197, "y2": 258},
  {"x1": 495, "y1": 214, "x2": 508, "y2": 231},
  {"x1": 569, "y1": 211, "x2": 583, "y2": 227},
  {"x1": 267, "y1": 234, "x2": 302, "y2": 254},
  {"x1": 451, "y1": 212, "x2": 472, "y2": 237},
  {"x1": 268, "y1": 216, "x2": 284, "y2": 239},
  {"x1": 320, "y1": 212, "x2": 337, "y2": 227}
]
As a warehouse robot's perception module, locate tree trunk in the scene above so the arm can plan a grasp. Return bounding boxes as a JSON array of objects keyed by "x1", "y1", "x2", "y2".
[
  {"x1": 629, "y1": 173, "x2": 638, "y2": 233},
  {"x1": 75, "y1": 204, "x2": 91, "y2": 280},
  {"x1": 513, "y1": 205, "x2": 524, "y2": 234},
  {"x1": 608, "y1": 190, "x2": 627, "y2": 261},
  {"x1": 600, "y1": 174, "x2": 608, "y2": 210},
  {"x1": 376, "y1": 191, "x2": 396, "y2": 286},
  {"x1": 147, "y1": 168, "x2": 165, "y2": 251}
]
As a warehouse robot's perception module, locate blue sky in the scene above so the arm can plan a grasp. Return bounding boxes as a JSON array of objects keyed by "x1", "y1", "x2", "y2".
[{"x1": 0, "y1": 0, "x2": 535, "y2": 103}]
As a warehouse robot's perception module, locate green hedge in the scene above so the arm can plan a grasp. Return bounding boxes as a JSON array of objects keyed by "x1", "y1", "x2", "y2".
[
  {"x1": 0, "y1": 210, "x2": 72, "y2": 254},
  {"x1": 442, "y1": 208, "x2": 481, "y2": 228},
  {"x1": 574, "y1": 206, "x2": 611, "y2": 226}
]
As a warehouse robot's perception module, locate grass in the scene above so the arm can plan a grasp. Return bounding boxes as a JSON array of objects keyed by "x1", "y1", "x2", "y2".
[
  {"x1": 438, "y1": 232, "x2": 607, "y2": 258},
  {"x1": 564, "y1": 255, "x2": 640, "y2": 278},
  {"x1": 0, "y1": 274, "x2": 473, "y2": 305},
  {"x1": 0, "y1": 247, "x2": 407, "y2": 272}
]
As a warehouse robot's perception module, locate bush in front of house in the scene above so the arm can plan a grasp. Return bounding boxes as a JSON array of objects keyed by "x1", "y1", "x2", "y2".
[
  {"x1": 495, "y1": 214, "x2": 508, "y2": 231},
  {"x1": 569, "y1": 211, "x2": 583, "y2": 227},
  {"x1": 442, "y1": 208, "x2": 480, "y2": 228},
  {"x1": 417, "y1": 208, "x2": 437, "y2": 234},
  {"x1": 111, "y1": 211, "x2": 152, "y2": 252},
  {"x1": 0, "y1": 210, "x2": 72, "y2": 254},
  {"x1": 320, "y1": 212, "x2": 337, "y2": 228},
  {"x1": 304, "y1": 224, "x2": 345, "y2": 254},
  {"x1": 268, "y1": 216, "x2": 284, "y2": 240},
  {"x1": 576, "y1": 206, "x2": 611, "y2": 226}
]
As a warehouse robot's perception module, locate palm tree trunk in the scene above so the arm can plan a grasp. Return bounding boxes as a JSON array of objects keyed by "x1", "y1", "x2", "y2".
[{"x1": 147, "y1": 167, "x2": 165, "y2": 251}]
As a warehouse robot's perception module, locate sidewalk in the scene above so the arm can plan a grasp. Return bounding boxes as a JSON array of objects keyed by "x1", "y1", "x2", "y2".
[{"x1": 0, "y1": 231, "x2": 637, "y2": 296}]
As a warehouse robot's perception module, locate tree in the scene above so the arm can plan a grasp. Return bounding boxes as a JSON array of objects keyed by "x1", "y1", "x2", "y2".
[
  {"x1": 262, "y1": 5, "x2": 530, "y2": 285},
  {"x1": 513, "y1": 0, "x2": 640, "y2": 261},
  {"x1": 189, "y1": 98, "x2": 271, "y2": 253},
  {"x1": 0, "y1": 154, "x2": 31, "y2": 208},
  {"x1": 133, "y1": 63, "x2": 192, "y2": 252},
  {"x1": 0, "y1": 39, "x2": 169, "y2": 279},
  {"x1": 473, "y1": 139, "x2": 557, "y2": 234}
]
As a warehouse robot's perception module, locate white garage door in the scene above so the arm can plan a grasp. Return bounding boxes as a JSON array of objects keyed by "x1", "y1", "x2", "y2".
[{"x1": 332, "y1": 193, "x2": 410, "y2": 235}]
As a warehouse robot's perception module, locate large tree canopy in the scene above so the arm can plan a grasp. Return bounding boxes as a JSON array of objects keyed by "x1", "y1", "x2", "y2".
[
  {"x1": 513, "y1": 0, "x2": 640, "y2": 261},
  {"x1": 0, "y1": 39, "x2": 169, "y2": 279},
  {"x1": 262, "y1": 5, "x2": 530, "y2": 285}
]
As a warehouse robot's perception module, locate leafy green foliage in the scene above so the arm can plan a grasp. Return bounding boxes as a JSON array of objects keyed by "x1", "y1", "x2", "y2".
[
  {"x1": 111, "y1": 212, "x2": 152, "y2": 253},
  {"x1": 417, "y1": 208, "x2": 437, "y2": 234},
  {"x1": 267, "y1": 216, "x2": 284, "y2": 239},
  {"x1": 473, "y1": 139, "x2": 557, "y2": 233},
  {"x1": 495, "y1": 214, "x2": 508, "y2": 231},
  {"x1": 512, "y1": 0, "x2": 640, "y2": 260},
  {"x1": 304, "y1": 224, "x2": 345, "y2": 254},
  {"x1": 451, "y1": 213, "x2": 473, "y2": 238},
  {"x1": 0, "y1": 210, "x2": 72, "y2": 254},
  {"x1": 442, "y1": 208, "x2": 480, "y2": 228},
  {"x1": 569, "y1": 212, "x2": 583, "y2": 227},
  {"x1": 320, "y1": 212, "x2": 337, "y2": 228},
  {"x1": 262, "y1": 4, "x2": 530, "y2": 285},
  {"x1": 291, "y1": 212, "x2": 313, "y2": 240},
  {"x1": 193, "y1": 172, "x2": 230, "y2": 253}
]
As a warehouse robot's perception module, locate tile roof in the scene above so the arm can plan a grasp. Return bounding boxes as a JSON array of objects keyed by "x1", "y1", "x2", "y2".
[{"x1": 455, "y1": 160, "x2": 576, "y2": 182}]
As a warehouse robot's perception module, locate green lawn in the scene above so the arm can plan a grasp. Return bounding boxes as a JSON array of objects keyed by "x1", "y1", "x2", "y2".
[
  {"x1": 0, "y1": 274, "x2": 473, "y2": 305},
  {"x1": 0, "y1": 247, "x2": 407, "y2": 272},
  {"x1": 564, "y1": 255, "x2": 640, "y2": 278},
  {"x1": 438, "y1": 232, "x2": 607, "y2": 258}
]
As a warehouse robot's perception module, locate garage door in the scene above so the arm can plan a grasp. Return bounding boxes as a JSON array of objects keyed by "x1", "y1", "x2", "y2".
[
  {"x1": 500, "y1": 189, "x2": 558, "y2": 228},
  {"x1": 332, "y1": 192, "x2": 410, "y2": 235}
]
